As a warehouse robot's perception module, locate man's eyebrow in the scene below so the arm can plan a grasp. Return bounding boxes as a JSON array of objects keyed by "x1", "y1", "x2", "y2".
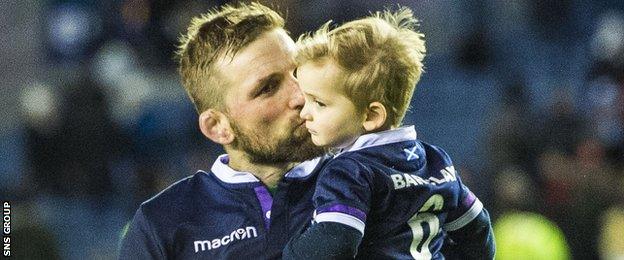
[{"x1": 255, "y1": 73, "x2": 278, "y2": 87}]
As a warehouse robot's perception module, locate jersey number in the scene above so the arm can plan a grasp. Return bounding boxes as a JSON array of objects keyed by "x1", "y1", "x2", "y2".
[{"x1": 407, "y1": 194, "x2": 444, "y2": 259}]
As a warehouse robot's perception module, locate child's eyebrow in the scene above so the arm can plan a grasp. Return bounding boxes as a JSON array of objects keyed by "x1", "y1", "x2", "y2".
[
  {"x1": 302, "y1": 92, "x2": 316, "y2": 99},
  {"x1": 304, "y1": 92, "x2": 328, "y2": 103},
  {"x1": 302, "y1": 91, "x2": 318, "y2": 100}
]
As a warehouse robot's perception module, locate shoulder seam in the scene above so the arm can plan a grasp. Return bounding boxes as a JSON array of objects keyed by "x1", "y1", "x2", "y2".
[{"x1": 137, "y1": 207, "x2": 168, "y2": 258}]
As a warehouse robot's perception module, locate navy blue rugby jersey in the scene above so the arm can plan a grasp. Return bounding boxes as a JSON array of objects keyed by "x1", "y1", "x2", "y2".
[
  {"x1": 119, "y1": 155, "x2": 329, "y2": 259},
  {"x1": 312, "y1": 126, "x2": 484, "y2": 259}
]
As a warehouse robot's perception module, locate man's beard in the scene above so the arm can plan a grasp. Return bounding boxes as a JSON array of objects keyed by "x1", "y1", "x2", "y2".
[{"x1": 229, "y1": 120, "x2": 325, "y2": 164}]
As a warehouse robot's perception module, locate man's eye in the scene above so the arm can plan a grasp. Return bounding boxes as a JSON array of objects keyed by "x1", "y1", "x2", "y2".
[
  {"x1": 293, "y1": 68, "x2": 298, "y2": 78},
  {"x1": 258, "y1": 82, "x2": 277, "y2": 96}
]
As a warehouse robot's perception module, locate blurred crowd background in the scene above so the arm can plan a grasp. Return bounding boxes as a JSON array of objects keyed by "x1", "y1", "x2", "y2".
[{"x1": 1, "y1": 0, "x2": 623, "y2": 259}]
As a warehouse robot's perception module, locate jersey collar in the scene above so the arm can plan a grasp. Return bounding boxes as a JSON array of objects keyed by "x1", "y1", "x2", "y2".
[
  {"x1": 208, "y1": 154, "x2": 323, "y2": 184},
  {"x1": 338, "y1": 125, "x2": 417, "y2": 155}
]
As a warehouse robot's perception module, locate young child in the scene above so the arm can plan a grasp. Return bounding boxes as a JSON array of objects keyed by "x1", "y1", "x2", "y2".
[{"x1": 283, "y1": 8, "x2": 495, "y2": 259}]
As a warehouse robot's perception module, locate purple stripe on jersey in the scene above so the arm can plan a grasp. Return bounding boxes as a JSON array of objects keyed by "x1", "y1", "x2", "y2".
[
  {"x1": 462, "y1": 191, "x2": 477, "y2": 208},
  {"x1": 254, "y1": 186, "x2": 273, "y2": 230},
  {"x1": 447, "y1": 191, "x2": 478, "y2": 222},
  {"x1": 220, "y1": 155, "x2": 230, "y2": 164},
  {"x1": 317, "y1": 204, "x2": 367, "y2": 222}
]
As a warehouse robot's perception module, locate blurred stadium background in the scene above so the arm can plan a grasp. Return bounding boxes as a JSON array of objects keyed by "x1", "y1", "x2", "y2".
[{"x1": 1, "y1": 0, "x2": 623, "y2": 259}]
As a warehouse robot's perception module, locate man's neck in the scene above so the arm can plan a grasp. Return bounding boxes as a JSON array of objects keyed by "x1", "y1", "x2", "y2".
[{"x1": 226, "y1": 150, "x2": 299, "y2": 189}]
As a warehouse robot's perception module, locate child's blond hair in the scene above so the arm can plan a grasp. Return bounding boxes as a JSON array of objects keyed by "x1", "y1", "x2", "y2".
[{"x1": 297, "y1": 7, "x2": 426, "y2": 128}]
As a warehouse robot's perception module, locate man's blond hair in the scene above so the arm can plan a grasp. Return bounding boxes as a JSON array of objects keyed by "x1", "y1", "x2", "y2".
[
  {"x1": 297, "y1": 7, "x2": 426, "y2": 128},
  {"x1": 176, "y1": 2, "x2": 284, "y2": 113}
]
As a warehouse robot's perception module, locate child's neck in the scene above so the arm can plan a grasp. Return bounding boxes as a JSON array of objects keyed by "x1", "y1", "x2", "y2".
[
  {"x1": 334, "y1": 125, "x2": 396, "y2": 152},
  {"x1": 363, "y1": 125, "x2": 393, "y2": 135}
]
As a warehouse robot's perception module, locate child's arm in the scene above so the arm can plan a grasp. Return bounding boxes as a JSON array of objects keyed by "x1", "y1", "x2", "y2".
[
  {"x1": 442, "y1": 186, "x2": 495, "y2": 259},
  {"x1": 283, "y1": 157, "x2": 372, "y2": 259},
  {"x1": 283, "y1": 222, "x2": 363, "y2": 259},
  {"x1": 444, "y1": 208, "x2": 495, "y2": 259}
]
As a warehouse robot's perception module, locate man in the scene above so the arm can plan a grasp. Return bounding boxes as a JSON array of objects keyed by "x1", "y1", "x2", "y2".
[{"x1": 119, "y1": 3, "x2": 325, "y2": 259}]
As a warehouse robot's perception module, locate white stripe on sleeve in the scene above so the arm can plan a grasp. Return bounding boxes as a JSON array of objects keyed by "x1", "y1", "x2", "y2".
[
  {"x1": 443, "y1": 199, "x2": 484, "y2": 231},
  {"x1": 315, "y1": 212, "x2": 366, "y2": 235}
]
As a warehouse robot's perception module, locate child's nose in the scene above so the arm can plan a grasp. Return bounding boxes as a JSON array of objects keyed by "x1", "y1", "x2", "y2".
[{"x1": 299, "y1": 103, "x2": 312, "y2": 121}]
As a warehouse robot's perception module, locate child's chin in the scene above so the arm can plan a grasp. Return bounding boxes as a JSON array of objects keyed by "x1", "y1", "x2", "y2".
[{"x1": 311, "y1": 137, "x2": 325, "y2": 147}]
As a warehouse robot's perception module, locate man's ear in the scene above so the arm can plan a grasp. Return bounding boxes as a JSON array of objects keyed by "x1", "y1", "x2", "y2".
[
  {"x1": 362, "y1": 102, "x2": 387, "y2": 132},
  {"x1": 199, "y1": 109, "x2": 235, "y2": 145}
]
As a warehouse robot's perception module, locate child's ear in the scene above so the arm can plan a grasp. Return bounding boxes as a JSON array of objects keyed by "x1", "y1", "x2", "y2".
[
  {"x1": 362, "y1": 102, "x2": 387, "y2": 132},
  {"x1": 199, "y1": 109, "x2": 235, "y2": 145}
]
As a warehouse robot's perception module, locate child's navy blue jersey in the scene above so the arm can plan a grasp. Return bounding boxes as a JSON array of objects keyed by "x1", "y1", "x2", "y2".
[
  {"x1": 312, "y1": 126, "x2": 485, "y2": 259},
  {"x1": 119, "y1": 155, "x2": 328, "y2": 259}
]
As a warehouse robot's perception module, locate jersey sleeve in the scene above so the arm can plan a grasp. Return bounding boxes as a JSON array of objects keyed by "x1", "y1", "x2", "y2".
[
  {"x1": 312, "y1": 157, "x2": 373, "y2": 235},
  {"x1": 443, "y1": 184, "x2": 484, "y2": 232},
  {"x1": 118, "y1": 207, "x2": 166, "y2": 260},
  {"x1": 442, "y1": 183, "x2": 495, "y2": 259},
  {"x1": 283, "y1": 222, "x2": 363, "y2": 260},
  {"x1": 282, "y1": 157, "x2": 371, "y2": 259},
  {"x1": 443, "y1": 208, "x2": 495, "y2": 259}
]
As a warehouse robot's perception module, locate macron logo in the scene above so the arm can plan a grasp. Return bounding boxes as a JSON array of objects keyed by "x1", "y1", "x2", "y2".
[{"x1": 193, "y1": 226, "x2": 258, "y2": 253}]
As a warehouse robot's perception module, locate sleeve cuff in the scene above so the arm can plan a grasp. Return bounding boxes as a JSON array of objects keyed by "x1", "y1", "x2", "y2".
[
  {"x1": 314, "y1": 212, "x2": 366, "y2": 235},
  {"x1": 443, "y1": 199, "x2": 483, "y2": 231}
]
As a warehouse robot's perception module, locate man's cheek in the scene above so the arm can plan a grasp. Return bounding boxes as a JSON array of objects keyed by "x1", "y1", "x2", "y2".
[{"x1": 258, "y1": 108, "x2": 282, "y2": 124}]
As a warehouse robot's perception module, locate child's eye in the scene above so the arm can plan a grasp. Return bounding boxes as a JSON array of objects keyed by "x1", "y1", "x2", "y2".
[
  {"x1": 293, "y1": 68, "x2": 298, "y2": 78},
  {"x1": 315, "y1": 100, "x2": 326, "y2": 107}
]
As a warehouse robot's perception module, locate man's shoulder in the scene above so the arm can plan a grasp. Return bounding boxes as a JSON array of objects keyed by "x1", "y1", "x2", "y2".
[
  {"x1": 138, "y1": 171, "x2": 216, "y2": 221},
  {"x1": 124, "y1": 171, "x2": 271, "y2": 259}
]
